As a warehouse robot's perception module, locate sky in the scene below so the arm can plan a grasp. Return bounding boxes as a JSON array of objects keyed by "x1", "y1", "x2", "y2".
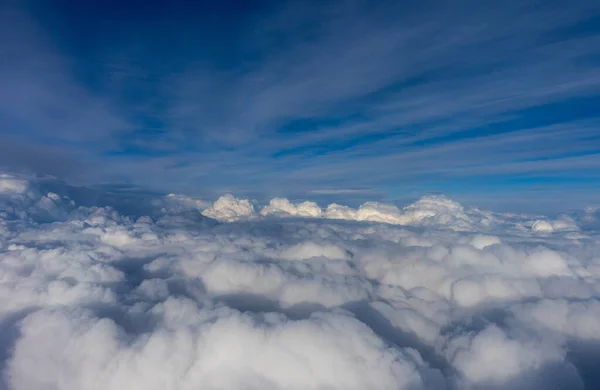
[{"x1": 1, "y1": 0, "x2": 600, "y2": 213}]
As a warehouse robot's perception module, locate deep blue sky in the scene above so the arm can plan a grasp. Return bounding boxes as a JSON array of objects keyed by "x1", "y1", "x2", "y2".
[{"x1": 1, "y1": 0, "x2": 600, "y2": 212}]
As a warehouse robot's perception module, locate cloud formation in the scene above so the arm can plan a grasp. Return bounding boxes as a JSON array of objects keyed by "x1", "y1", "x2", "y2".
[
  {"x1": 261, "y1": 198, "x2": 323, "y2": 218},
  {"x1": 1, "y1": 172, "x2": 600, "y2": 389},
  {"x1": 201, "y1": 194, "x2": 256, "y2": 222},
  {"x1": 179, "y1": 192, "x2": 581, "y2": 238}
]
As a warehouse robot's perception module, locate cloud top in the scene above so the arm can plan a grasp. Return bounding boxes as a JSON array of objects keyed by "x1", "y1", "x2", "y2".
[
  {"x1": 1, "y1": 172, "x2": 599, "y2": 389},
  {"x1": 201, "y1": 194, "x2": 256, "y2": 222},
  {"x1": 160, "y1": 191, "x2": 581, "y2": 237}
]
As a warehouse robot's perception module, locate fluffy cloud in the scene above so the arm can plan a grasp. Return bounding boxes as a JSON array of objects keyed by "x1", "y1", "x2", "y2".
[
  {"x1": 7, "y1": 306, "x2": 438, "y2": 390},
  {"x1": 531, "y1": 216, "x2": 579, "y2": 233},
  {"x1": 442, "y1": 325, "x2": 570, "y2": 388},
  {"x1": 1, "y1": 172, "x2": 600, "y2": 389},
  {"x1": 158, "y1": 193, "x2": 210, "y2": 213},
  {"x1": 157, "y1": 187, "x2": 583, "y2": 238},
  {"x1": 323, "y1": 196, "x2": 472, "y2": 228},
  {"x1": 0, "y1": 174, "x2": 29, "y2": 193},
  {"x1": 201, "y1": 194, "x2": 256, "y2": 222},
  {"x1": 261, "y1": 198, "x2": 322, "y2": 218}
]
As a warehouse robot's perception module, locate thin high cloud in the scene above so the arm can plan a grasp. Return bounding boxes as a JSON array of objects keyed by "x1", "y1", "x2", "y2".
[
  {"x1": 114, "y1": 0, "x2": 600, "y2": 203},
  {"x1": 1, "y1": 0, "x2": 600, "y2": 208},
  {"x1": 0, "y1": 5, "x2": 130, "y2": 182}
]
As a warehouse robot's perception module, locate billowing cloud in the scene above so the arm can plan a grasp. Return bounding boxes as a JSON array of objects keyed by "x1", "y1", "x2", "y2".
[
  {"x1": 186, "y1": 192, "x2": 581, "y2": 239},
  {"x1": 1, "y1": 172, "x2": 600, "y2": 389},
  {"x1": 261, "y1": 198, "x2": 322, "y2": 218},
  {"x1": 154, "y1": 193, "x2": 211, "y2": 215},
  {"x1": 201, "y1": 194, "x2": 256, "y2": 222},
  {"x1": 531, "y1": 216, "x2": 579, "y2": 233},
  {"x1": 323, "y1": 195, "x2": 474, "y2": 229}
]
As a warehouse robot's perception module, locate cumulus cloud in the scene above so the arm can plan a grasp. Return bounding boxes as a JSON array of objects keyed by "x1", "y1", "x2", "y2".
[
  {"x1": 7, "y1": 306, "x2": 439, "y2": 390},
  {"x1": 442, "y1": 325, "x2": 571, "y2": 388},
  {"x1": 158, "y1": 193, "x2": 210, "y2": 213},
  {"x1": 261, "y1": 198, "x2": 323, "y2": 218},
  {"x1": 200, "y1": 194, "x2": 256, "y2": 222},
  {"x1": 0, "y1": 174, "x2": 29, "y2": 194},
  {"x1": 531, "y1": 216, "x2": 579, "y2": 233},
  {"x1": 1, "y1": 172, "x2": 600, "y2": 389},
  {"x1": 157, "y1": 187, "x2": 584, "y2": 239}
]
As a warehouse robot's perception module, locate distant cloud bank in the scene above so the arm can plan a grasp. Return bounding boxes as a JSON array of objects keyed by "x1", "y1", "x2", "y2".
[{"x1": 163, "y1": 189, "x2": 583, "y2": 236}]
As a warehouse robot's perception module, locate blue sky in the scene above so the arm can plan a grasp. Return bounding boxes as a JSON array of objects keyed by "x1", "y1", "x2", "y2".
[{"x1": 1, "y1": 0, "x2": 600, "y2": 212}]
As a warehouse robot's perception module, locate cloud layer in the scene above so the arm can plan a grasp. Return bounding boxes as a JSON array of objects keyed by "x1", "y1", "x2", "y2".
[{"x1": 1, "y1": 172, "x2": 600, "y2": 389}]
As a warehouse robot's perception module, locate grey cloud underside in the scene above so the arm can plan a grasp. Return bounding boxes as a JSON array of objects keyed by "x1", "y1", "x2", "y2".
[{"x1": 2, "y1": 172, "x2": 600, "y2": 389}]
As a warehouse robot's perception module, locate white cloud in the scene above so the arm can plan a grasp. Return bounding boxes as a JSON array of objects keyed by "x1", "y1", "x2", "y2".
[
  {"x1": 201, "y1": 194, "x2": 256, "y2": 222},
  {"x1": 279, "y1": 241, "x2": 349, "y2": 261},
  {"x1": 261, "y1": 198, "x2": 322, "y2": 218},
  {"x1": 259, "y1": 194, "x2": 491, "y2": 231},
  {"x1": 443, "y1": 325, "x2": 566, "y2": 386},
  {"x1": 155, "y1": 189, "x2": 583, "y2": 239},
  {"x1": 0, "y1": 173, "x2": 29, "y2": 194},
  {"x1": 7, "y1": 305, "x2": 437, "y2": 390},
  {"x1": 531, "y1": 216, "x2": 579, "y2": 233},
  {"x1": 159, "y1": 193, "x2": 210, "y2": 213},
  {"x1": 532, "y1": 220, "x2": 555, "y2": 232},
  {"x1": 324, "y1": 203, "x2": 359, "y2": 220},
  {"x1": 1, "y1": 172, "x2": 600, "y2": 389},
  {"x1": 469, "y1": 235, "x2": 501, "y2": 250}
]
